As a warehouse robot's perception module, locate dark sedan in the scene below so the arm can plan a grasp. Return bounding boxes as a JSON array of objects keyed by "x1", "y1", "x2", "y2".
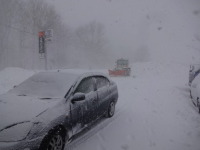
[{"x1": 0, "y1": 71, "x2": 118, "y2": 150}]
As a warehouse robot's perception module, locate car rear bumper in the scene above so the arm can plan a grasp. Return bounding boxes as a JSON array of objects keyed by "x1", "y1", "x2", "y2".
[{"x1": 0, "y1": 136, "x2": 43, "y2": 150}]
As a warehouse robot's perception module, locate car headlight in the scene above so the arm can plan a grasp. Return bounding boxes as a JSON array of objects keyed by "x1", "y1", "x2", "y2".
[
  {"x1": 27, "y1": 121, "x2": 45, "y2": 139},
  {"x1": 0, "y1": 121, "x2": 32, "y2": 142}
]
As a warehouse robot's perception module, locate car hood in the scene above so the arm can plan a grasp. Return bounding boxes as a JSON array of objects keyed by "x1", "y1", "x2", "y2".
[{"x1": 0, "y1": 93, "x2": 60, "y2": 131}]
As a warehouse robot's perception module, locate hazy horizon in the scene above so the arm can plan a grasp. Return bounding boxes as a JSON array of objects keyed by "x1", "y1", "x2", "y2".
[{"x1": 48, "y1": 0, "x2": 200, "y2": 65}]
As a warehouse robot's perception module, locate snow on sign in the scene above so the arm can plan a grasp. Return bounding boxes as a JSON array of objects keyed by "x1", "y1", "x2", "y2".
[
  {"x1": 45, "y1": 29, "x2": 53, "y2": 41},
  {"x1": 38, "y1": 31, "x2": 45, "y2": 53}
]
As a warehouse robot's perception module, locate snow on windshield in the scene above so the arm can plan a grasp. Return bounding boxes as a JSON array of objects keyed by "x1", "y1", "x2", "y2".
[{"x1": 9, "y1": 72, "x2": 79, "y2": 98}]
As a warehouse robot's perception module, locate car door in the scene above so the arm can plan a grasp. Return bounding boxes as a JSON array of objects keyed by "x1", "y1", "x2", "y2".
[
  {"x1": 71, "y1": 77, "x2": 98, "y2": 128},
  {"x1": 95, "y1": 76, "x2": 111, "y2": 117}
]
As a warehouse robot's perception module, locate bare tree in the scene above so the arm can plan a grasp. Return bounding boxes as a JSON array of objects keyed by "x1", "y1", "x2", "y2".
[
  {"x1": 0, "y1": 0, "x2": 72, "y2": 70},
  {"x1": 74, "y1": 21, "x2": 109, "y2": 68},
  {"x1": 0, "y1": 0, "x2": 20, "y2": 68},
  {"x1": 0, "y1": 1, "x2": 109, "y2": 70}
]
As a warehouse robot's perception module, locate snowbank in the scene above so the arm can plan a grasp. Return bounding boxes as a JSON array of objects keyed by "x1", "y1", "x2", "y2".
[{"x1": 0, "y1": 68, "x2": 35, "y2": 95}]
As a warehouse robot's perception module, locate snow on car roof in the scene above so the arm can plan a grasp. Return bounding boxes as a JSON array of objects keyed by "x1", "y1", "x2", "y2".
[
  {"x1": 9, "y1": 72, "x2": 80, "y2": 98},
  {"x1": 9, "y1": 71, "x2": 108, "y2": 98}
]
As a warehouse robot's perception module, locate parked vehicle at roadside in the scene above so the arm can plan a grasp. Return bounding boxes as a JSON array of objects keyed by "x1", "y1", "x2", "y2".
[{"x1": 0, "y1": 71, "x2": 118, "y2": 150}]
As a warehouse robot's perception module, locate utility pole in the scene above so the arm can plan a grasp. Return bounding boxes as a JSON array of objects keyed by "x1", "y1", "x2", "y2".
[{"x1": 44, "y1": 44, "x2": 47, "y2": 70}]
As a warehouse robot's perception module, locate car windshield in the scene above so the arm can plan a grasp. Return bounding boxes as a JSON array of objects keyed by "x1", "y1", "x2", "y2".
[{"x1": 9, "y1": 72, "x2": 78, "y2": 98}]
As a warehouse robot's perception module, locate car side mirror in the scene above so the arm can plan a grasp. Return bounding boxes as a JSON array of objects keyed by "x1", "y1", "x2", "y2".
[{"x1": 71, "y1": 93, "x2": 85, "y2": 103}]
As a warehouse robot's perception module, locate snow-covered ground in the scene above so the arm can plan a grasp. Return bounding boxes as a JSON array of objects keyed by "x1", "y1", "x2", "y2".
[
  {"x1": 0, "y1": 63, "x2": 200, "y2": 150},
  {"x1": 66, "y1": 62, "x2": 200, "y2": 150}
]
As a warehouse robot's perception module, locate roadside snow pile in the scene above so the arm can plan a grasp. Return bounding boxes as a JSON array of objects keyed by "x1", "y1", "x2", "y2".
[{"x1": 0, "y1": 68, "x2": 34, "y2": 95}]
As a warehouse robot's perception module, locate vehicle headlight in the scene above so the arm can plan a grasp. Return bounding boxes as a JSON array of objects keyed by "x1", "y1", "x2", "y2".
[
  {"x1": 0, "y1": 122, "x2": 32, "y2": 142},
  {"x1": 27, "y1": 121, "x2": 45, "y2": 139}
]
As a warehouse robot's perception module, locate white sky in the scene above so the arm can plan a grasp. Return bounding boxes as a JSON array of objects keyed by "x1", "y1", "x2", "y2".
[{"x1": 48, "y1": 0, "x2": 200, "y2": 64}]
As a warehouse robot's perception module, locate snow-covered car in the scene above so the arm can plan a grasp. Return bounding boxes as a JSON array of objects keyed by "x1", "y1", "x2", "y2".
[
  {"x1": 190, "y1": 73, "x2": 200, "y2": 113},
  {"x1": 0, "y1": 72, "x2": 118, "y2": 150}
]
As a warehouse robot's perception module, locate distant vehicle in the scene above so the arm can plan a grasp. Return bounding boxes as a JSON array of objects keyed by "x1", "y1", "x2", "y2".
[
  {"x1": 109, "y1": 58, "x2": 131, "y2": 76},
  {"x1": 189, "y1": 64, "x2": 200, "y2": 86},
  {"x1": 0, "y1": 72, "x2": 118, "y2": 150},
  {"x1": 190, "y1": 73, "x2": 200, "y2": 113}
]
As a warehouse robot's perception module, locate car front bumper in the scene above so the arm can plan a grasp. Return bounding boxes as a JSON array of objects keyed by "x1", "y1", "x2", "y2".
[{"x1": 0, "y1": 136, "x2": 44, "y2": 150}]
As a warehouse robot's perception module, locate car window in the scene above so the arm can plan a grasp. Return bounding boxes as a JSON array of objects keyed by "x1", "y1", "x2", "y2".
[
  {"x1": 95, "y1": 76, "x2": 110, "y2": 89},
  {"x1": 75, "y1": 77, "x2": 94, "y2": 94}
]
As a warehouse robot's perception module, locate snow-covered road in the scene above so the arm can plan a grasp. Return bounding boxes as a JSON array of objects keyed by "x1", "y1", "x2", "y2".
[
  {"x1": 0, "y1": 62, "x2": 200, "y2": 150},
  {"x1": 66, "y1": 62, "x2": 200, "y2": 150}
]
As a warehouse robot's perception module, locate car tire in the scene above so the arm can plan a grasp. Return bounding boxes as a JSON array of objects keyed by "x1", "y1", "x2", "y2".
[
  {"x1": 39, "y1": 128, "x2": 65, "y2": 150},
  {"x1": 106, "y1": 101, "x2": 115, "y2": 118}
]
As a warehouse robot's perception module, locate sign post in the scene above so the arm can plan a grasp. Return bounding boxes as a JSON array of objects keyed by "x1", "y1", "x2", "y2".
[
  {"x1": 38, "y1": 31, "x2": 45, "y2": 54},
  {"x1": 38, "y1": 29, "x2": 53, "y2": 70}
]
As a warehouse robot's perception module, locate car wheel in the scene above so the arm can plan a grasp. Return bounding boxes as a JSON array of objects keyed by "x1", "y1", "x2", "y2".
[
  {"x1": 39, "y1": 129, "x2": 65, "y2": 150},
  {"x1": 106, "y1": 101, "x2": 115, "y2": 118}
]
